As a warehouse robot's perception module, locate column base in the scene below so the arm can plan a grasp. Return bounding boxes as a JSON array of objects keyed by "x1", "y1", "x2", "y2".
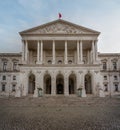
[
  {"x1": 22, "y1": 61, "x2": 27, "y2": 64},
  {"x1": 78, "y1": 61, "x2": 84, "y2": 64},
  {"x1": 52, "y1": 61, "x2": 55, "y2": 64},
  {"x1": 15, "y1": 89, "x2": 21, "y2": 97},
  {"x1": 99, "y1": 90, "x2": 105, "y2": 97},
  {"x1": 81, "y1": 89, "x2": 87, "y2": 97},
  {"x1": 64, "y1": 93, "x2": 69, "y2": 96},
  {"x1": 36, "y1": 61, "x2": 42, "y2": 64},
  {"x1": 33, "y1": 89, "x2": 38, "y2": 97}
]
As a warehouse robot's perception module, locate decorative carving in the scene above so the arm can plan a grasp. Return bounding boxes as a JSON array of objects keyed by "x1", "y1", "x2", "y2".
[
  {"x1": 78, "y1": 71, "x2": 83, "y2": 74},
  {"x1": 37, "y1": 71, "x2": 41, "y2": 74},
  {"x1": 33, "y1": 23, "x2": 87, "y2": 34}
]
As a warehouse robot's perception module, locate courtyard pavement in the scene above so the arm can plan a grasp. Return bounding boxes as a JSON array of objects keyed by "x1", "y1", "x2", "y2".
[{"x1": 0, "y1": 95, "x2": 120, "y2": 130}]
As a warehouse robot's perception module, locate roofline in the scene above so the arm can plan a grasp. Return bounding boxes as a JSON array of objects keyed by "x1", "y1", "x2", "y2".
[
  {"x1": 19, "y1": 19, "x2": 100, "y2": 35},
  {"x1": 98, "y1": 53, "x2": 120, "y2": 56},
  {"x1": 0, "y1": 52, "x2": 22, "y2": 56}
]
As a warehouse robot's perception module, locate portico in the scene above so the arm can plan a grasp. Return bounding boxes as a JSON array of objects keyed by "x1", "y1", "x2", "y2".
[
  {"x1": 22, "y1": 39, "x2": 98, "y2": 65},
  {"x1": 18, "y1": 19, "x2": 104, "y2": 97}
]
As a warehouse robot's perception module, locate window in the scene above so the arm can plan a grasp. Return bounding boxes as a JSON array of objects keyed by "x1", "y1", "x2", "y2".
[
  {"x1": 2, "y1": 84, "x2": 5, "y2": 92},
  {"x1": 12, "y1": 84, "x2": 16, "y2": 92},
  {"x1": 13, "y1": 76, "x2": 16, "y2": 80},
  {"x1": 113, "y1": 62, "x2": 117, "y2": 70},
  {"x1": 114, "y1": 76, "x2": 117, "y2": 80},
  {"x1": 68, "y1": 60, "x2": 72, "y2": 64},
  {"x1": 48, "y1": 60, "x2": 52, "y2": 64},
  {"x1": 3, "y1": 61, "x2": 7, "y2": 71},
  {"x1": 13, "y1": 62, "x2": 17, "y2": 71},
  {"x1": 103, "y1": 62, "x2": 107, "y2": 70},
  {"x1": 104, "y1": 84, "x2": 108, "y2": 92},
  {"x1": 2, "y1": 75, "x2": 6, "y2": 80},
  {"x1": 115, "y1": 84, "x2": 118, "y2": 92},
  {"x1": 58, "y1": 60, "x2": 62, "y2": 64},
  {"x1": 104, "y1": 76, "x2": 107, "y2": 80}
]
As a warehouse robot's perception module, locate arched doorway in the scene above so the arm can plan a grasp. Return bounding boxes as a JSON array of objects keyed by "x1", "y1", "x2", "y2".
[
  {"x1": 44, "y1": 74, "x2": 51, "y2": 94},
  {"x1": 85, "y1": 74, "x2": 92, "y2": 94},
  {"x1": 56, "y1": 74, "x2": 64, "y2": 94},
  {"x1": 69, "y1": 74, "x2": 76, "y2": 94},
  {"x1": 28, "y1": 74, "x2": 35, "y2": 94}
]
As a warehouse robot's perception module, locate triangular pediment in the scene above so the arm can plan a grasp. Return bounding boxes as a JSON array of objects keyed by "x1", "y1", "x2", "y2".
[{"x1": 20, "y1": 19, "x2": 100, "y2": 35}]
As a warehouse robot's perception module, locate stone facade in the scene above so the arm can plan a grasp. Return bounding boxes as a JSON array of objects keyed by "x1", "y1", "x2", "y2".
[{"x1": 0, "y1": 19, "x2": 120, "y2": 97}]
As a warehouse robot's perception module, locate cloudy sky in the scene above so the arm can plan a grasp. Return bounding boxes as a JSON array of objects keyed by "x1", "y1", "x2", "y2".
[{"x1": 0, "y1": 0, "x2": 120, "y2": 53}]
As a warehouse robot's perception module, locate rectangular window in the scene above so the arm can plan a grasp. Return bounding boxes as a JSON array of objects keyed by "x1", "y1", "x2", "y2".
[
  {"x1": 3, "y1": 62, "x2": 7, "y2": 71},
  {"x1": 13, "y1": 75, "x2": 16, "y2": 80},
  {"x1": 103, "y1": 62, "x2": 107, "y2": 70},
  {"x1": 13, "y1": 62, "x2": 17, "y2": 71},
  {"x1": 113, "y1": 62, "x2": 117, "y2": 70},
  {"x1": 2, "y1": 75, "x2": 6, "y2": 80},
  {"x1": 2, "y1": 84, "x2": 5, "y2": 91},
  {"x1": 12, "y1": 84, "x2": 16, "y2": 92}
]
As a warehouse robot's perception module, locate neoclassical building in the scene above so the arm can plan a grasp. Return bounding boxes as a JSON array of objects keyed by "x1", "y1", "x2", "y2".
[{"x1": 0, "y1": 19, "x2": 120, "y2": 97}]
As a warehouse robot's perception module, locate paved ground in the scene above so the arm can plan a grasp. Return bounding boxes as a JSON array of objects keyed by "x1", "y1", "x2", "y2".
[{"x1": 0, "y1": 95, "x2": 120, "y2": 130}]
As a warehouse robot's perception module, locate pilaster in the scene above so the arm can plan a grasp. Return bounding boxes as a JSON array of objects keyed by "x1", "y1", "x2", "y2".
[{"x1": 64, "y1": 72, "x2": 69, "y2": 96}]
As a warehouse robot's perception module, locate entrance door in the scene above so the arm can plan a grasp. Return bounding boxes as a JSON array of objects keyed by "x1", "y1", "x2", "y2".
[
  {"x1": 57, "y1": 83, "x2": 63, "y2": 94},
  {"x1": 44, "y1": 74, "x2": 51, "y2": 94},
  {"x1": 28, "y1": 74, "x2": 35, "y2": 94},
  {"x1": 69, "y1": 74, "x2": 76, "y2": 94},
  {"x1": 56, "y1": 74, "x2": 64, "y2": 94},
  {"x1": 85, "y1": 74, "x2": 92, "y2": 94}
]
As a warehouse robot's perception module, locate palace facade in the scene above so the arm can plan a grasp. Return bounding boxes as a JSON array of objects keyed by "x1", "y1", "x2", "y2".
[{"x1": 0, "y1": 19, "x2": 120, "y2": 97}]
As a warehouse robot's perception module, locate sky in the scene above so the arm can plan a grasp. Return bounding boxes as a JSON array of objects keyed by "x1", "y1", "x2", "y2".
[{"x1": 0, "y1": 0, "x2": 120, "y2": 53}]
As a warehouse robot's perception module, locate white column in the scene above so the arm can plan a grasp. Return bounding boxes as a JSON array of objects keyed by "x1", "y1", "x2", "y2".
[
  {"x1": 77, "y1": 40, "x2": 80, "y2": 64},
  {"x1": 40, "y1": 41, "x2": 43, "y2": 64},
  {"x1": 22, "y1": 40, "x2": 25, "y2": 62},
  {"x1": 92, "y1": 40, "x2": 95, "y2": 63},
  {"x1": 87, "y1": 50, "x2": 90, "y2": 64},
  {"x1": 64, "y1": 41, "x2": 68, "y2": 64},
  {"x1": 79, "y1": 40, "x2": 83, "y2": 63},
  {"x1": 25, "y1": 40, "x2": 28, "y2": 63},
  {"x1": 37, "y1": 41, "x2": 40, "y2": 63},
  {"x1": 52, "y1": 40, "x2": 55, "y2": 64}
]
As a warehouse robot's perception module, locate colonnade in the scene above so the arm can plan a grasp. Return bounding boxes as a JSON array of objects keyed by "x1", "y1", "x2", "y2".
[{"x1": 22, "y1": 40, "x2": 98, "y2": 64}]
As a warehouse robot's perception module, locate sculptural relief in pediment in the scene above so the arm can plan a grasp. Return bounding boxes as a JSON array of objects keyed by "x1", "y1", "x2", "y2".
[{"x1": 30, "y1": 23, "x2": 88, "y2": 34}]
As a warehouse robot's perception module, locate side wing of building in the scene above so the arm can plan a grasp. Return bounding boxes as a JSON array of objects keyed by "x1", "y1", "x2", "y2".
[
  {"x1": 98, "y1": 53, "x2": 120, "y2": 96},
  {"x1": 0, "y1": 53, "x2": 22, "y2": 96}
]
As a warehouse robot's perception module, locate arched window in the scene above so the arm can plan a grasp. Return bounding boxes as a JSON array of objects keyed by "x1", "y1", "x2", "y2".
[
  {"x1": 104, "y1": 75, "x2": 107, "y2": 80},
  {"x1": 48, "y1": 60, "x2": 52, "y2": 64},
  {"x1": 103, "y1": 62, "x2": 107, "y2": 70},
  {"x1": 115, "y1": 84, "x2": 118, "y2": 92},
  {"x1": 114, "y1": 75, "x2": 117, "y2": 80},
  {"x1": 68, "y1": 60, "x2": 72, "y2": 64},
  {"x1": 104, "y1": 84, "x2": 108, "y2": 92},
  {"x1": 58, "y1": 60, "x2": 62, "y2": 64}
]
